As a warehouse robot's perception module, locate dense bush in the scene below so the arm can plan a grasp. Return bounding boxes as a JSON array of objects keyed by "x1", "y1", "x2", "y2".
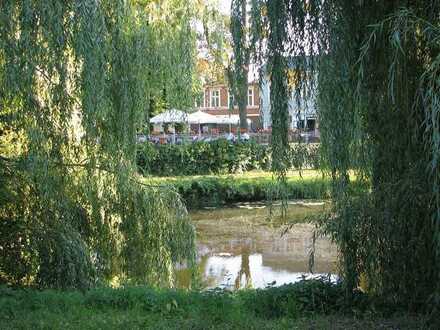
[
  {"x1": 240, "y1": 278, "x2": 349, "y2": 318},
  {"x1": 136, "y1": 139, "x2": 319, "y2": 176}
]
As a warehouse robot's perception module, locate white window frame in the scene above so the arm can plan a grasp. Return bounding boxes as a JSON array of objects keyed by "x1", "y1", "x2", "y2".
[
  {"x1": 211, "y1": 89, "x2": 220, "y2": 108},
  {"x1": 248, "y1": 87, "x2": 254, "y2": 106}
]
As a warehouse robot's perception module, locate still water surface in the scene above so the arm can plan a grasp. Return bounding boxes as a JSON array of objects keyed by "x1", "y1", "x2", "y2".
[{"x1": 176, "y1": 201, "x2": 337, "y2": 290}]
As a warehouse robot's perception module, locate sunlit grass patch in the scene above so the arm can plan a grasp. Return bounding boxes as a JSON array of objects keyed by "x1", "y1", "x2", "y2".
[{"x1": 142, "y1": 170, "x2": 335, "y2": 209}]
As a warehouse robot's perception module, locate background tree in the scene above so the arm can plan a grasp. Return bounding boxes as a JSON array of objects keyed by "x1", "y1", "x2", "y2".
[
  {"x1": 197, "y1": 0, "x2": 231, "y2": 85},
  {"x1": 134, "y1": 0, "x2": 198, "y2": 128}
]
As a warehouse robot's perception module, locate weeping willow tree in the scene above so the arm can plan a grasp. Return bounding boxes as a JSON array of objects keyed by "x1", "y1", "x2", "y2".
[
  {"x1": 139, "y1": 0, "x2": 197, "y2": 120},
  {"x1": 249, "y1": 0, "x2": 440, "y2": 313},
  {"x1": 0, "y1": 0, "x2": 196, "y2": 289}
]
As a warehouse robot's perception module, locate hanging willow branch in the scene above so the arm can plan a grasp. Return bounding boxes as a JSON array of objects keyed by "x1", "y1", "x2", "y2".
[
  {"x1": 0, "y1": 0, "x2": 196, "y2": 288},
  {"x1": 249, "y1": 0, "x2": 440, "y2": 314},
  {"x1": 247, "y1": 0, "x2": 321, "y2": 216}
]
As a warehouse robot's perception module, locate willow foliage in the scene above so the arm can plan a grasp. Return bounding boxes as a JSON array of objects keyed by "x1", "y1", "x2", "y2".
[
  {"x1": 0, "y1": 0, "x2": 196, "y2": 289},
  {"x1": 249, "y1": 0, "x2": 440, "y2": 313},
  {"x1": 139, "y1": 0, "x2": 197, "y2": 116},
  {"x1": 248, "y1": 0, "x2": 320, "y2": 214}
]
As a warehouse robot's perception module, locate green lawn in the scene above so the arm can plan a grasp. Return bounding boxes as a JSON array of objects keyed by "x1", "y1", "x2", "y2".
[
  {"x1": 143, "y1": 169, "x2": 325, "y2": 184},
  {"x1": 2, "y1": 311, "x2": 425, "y2": 330},
  {"x1": 0, "y1": 284, "x2": 427, "y2": 330},
  {"x1": 141, "y1": 170, "x2": 336, "y2": 209}
]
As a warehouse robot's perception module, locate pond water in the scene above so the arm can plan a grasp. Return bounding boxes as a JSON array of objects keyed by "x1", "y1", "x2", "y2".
[{"x1": 176, "y1": 201, "x2": 338, "y2": 290}]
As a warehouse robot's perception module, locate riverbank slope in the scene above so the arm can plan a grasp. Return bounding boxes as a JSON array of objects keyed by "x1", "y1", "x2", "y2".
[{"x1": 143, "y1": 170, "x2": 334, "y2": 209}]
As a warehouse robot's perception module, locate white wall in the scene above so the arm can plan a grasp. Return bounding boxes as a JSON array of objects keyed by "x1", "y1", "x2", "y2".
[{"x1": 259, "y1": 72, "x2": 318, "y2": 130}]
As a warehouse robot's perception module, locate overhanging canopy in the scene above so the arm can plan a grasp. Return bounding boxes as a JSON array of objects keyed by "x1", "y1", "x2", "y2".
[
  {"x1": 187, "y1": 110, "x2": 218, "y2": 124},
  {"x1": 150, "y1": 109, "x2": 188, "y2": 124},
  {"x1": 215, "y1": 115, "x2": 252, "y2": 125}
]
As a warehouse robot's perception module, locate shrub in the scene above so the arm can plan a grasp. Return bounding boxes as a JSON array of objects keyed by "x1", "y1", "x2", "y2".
[{"x1": 240, "y1": 278, "x2": 349, "y2": 319}]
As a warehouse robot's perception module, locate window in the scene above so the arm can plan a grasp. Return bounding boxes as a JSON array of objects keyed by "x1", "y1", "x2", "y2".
[
  {"x1": 228, "y1": 91, "x2": 235, "y2": 108},
  {"x1": 211, "y1": 89, "x2": 220, "y2": 108},
  {"x1": 248, "y1": 87, "x2": 254, "y2": 106}
]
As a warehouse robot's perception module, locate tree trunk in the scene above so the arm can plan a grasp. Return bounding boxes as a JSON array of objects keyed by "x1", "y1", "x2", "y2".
[
  {"x1": 230, "y1": 0, "x2": 249, "y2": 132},
  {"x1": 238, "y1": 0, "x2": 248, "y2": 132},
  {"x1": 237, "y1": 66, "x2": 249, "y2": 131}
]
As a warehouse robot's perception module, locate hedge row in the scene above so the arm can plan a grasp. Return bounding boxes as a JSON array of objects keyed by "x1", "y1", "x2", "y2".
[{"x1": 136, "y1": 139, "x2": 320, "y2": 176}]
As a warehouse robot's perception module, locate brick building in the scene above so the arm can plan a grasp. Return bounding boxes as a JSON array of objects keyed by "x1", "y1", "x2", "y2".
[
  {"x1": 198, "y1": 82, "x2": 261, "y2": 131},
  {"x1": 197, "y1": 57, "x2": 319, "y2": 135}
]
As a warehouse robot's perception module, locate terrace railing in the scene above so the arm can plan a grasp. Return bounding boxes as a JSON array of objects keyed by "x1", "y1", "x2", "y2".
[{"x1": 139, "y1": 130, "x2": 320, "y2": 145}]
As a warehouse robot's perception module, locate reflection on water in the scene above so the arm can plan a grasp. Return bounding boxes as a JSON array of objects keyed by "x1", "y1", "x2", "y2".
[
  {"x1": 176, "y1": 201, "x2": 338, "y2": 290},
  {"x1": 203, "y1": 253, "x2": 336, "y2": 290}
]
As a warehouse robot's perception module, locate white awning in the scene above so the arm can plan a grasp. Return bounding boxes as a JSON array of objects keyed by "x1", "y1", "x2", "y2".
[
  {"x1": 150, "y1": 109, "x2": 188, "y2": 124},
  {"x1": 215, "y1": 115, "x2": 239, "y2": 125},
  {"x1": 187, "y1": 110, "x2": 219, "y2": 124},
  {"x1": 215, "y1": 115, "x2": 251, "y2": 125}
]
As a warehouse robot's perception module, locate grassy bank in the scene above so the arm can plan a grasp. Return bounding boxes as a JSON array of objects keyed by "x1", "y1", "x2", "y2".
[
  {"x1": 0, "y1": 282, "x2": 426, "y2": 329},
  {"x1": 143, "y1": 170, "x2": 334, "y2": 209}
]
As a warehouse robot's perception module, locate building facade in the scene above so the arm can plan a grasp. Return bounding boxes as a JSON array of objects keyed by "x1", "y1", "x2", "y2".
[
  {"x1": 259, "y1": 76, "x2": 318, "y2": 132},
  {"x1": 198, "y1": 59, "x2": 318, "y2": 134},
  {"x1": 198, "y1": 82, "x2": 261, "y2": 130},
  {"x1": 260, "y1": 58, "x2": 318, "y2": 133}
]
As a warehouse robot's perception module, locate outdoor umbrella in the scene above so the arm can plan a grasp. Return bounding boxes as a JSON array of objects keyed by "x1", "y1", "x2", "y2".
[
  {"x1": 150, "y1": 109, "x2": 188, "y2": 143},
  {"x1": 149, "y1": 108, "x2": 188, "y2": 124},
  {"x1": 187, "y1": 110, "x2": 218, "y2": 136}
]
